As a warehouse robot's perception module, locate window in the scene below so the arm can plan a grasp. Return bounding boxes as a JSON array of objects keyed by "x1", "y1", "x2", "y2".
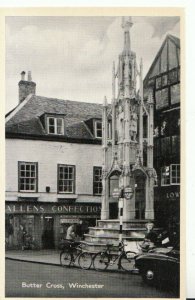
[
  {"x1": 171, "y1": 84, "x2": 180, "y2": 105},
  {"x1": 170, "y1": 164, "x2": 180, "y2": 185},
  {"x1": 94, "y1": 121, "x2": 102, "y2": 138},
  {"x1": 161, "y1": 164, "x2": 180, "y2": 186},
  {"x1": 58, "y1": 165, "x2": 75, "y2": 193},
  {"x1": 155, "y1": 88, "x2": 169, "y2": 110},
  {"x1": 162, "y1": 74, "x2": 168, "y2": 87},
  {"x1": 18, "y1": 162, "x2": 38, "y2": 192},
  {"x1": 169, "y1": 69, "x2": 178, "y2": 84},
  {"x1": 93, "y1": 167, "x2": 102, "y2": 195},
  {"x1": 47, "y1": 117, "x2": 64, "y2": 135}
]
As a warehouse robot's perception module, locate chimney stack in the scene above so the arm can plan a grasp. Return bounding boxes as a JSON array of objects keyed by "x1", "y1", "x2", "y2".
[
  {"x1": 18, "y1": 71, "x2": 36, "y2": 103},
  {"x1": 21, "y1": 71, "x2": 26, "y2": 81},
  {"x1": 28, "y1": 71, "x2": 32, "y2": 82}
]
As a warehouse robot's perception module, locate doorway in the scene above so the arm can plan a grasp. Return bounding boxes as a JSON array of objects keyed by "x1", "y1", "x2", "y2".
[
  {"x1": 135, "y1": 171, "x2": 146, "y2": 220},
  {"x1": 42, "y1": 216, "x2": 54, "y2": 249},
  {"x1": 109, "y1": 202, "x2": 118, "y2": 219}
]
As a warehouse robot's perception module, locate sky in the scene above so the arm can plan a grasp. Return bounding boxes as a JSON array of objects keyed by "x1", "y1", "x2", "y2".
[{"x1": 5, "y1": 16, "x2": 180, "y2": 113}]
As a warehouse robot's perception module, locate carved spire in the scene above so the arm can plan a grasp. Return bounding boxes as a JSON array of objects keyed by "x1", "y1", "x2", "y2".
[{"x1": 121, "y1": 16, "x2": 133, "y2": 55}]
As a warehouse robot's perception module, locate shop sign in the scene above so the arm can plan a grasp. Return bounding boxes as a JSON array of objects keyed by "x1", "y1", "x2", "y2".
[
  {"x1": 124, "y1": 187, "x2": 134, "y2": 200},
  {"x1": 5, "y1": 203, "x2": 101, "y2": 215},
  {"x1": 60, "y1": 218, "x2": 80, "y2": 224},
  {"x1": 166, "y1": 191, "x2": 180, "y2": 199}
]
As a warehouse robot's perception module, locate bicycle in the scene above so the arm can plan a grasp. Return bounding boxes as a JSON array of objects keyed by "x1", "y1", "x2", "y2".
[
  {"x1": 60, "y1": 240, "x2": 93, "y2": 270},
  {"x1": 93, "y1": 240, "x2": 136, "y2": 272},
  {"x1": 23, "y1": 234, "x2": 40, "y2": 250}
]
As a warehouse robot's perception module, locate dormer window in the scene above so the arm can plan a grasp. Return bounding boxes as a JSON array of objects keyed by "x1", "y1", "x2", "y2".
[
  {"x1": 95, "y1": 121, "x2": 102, "y2": 138},
  {"x1": 94, "y1": 120, "x2": 112, "y2": 139},
  {"x1": 47, "y1": 117, "x2": 64, "y2": 135}
]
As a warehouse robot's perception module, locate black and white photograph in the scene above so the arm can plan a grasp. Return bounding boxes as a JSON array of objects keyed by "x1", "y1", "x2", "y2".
[{"x1": 4, "y1": 11, "x2": 182, "y2": 298}]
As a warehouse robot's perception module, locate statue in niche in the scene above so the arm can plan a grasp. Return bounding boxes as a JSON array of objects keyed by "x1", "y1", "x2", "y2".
[
  {"x1": 130, "y1": 60, "x2": 134, "y2": 88},
  {"x1": 118, "y1": 60, "x2": 124, "y2": 93},
  {"x1": 129, "y1": 106, "x2": 138, "y2": 141}
]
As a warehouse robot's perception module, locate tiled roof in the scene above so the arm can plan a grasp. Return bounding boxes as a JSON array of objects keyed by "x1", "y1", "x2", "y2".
[{"x1": 6, "y1": 95, "x2": 103, "y2": 142}]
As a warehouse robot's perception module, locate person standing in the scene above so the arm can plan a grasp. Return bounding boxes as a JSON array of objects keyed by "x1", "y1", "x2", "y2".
[
  {"x1": 66, "y1": 224, "x2": 76, "y2": 241},
  {"x1": 18, "y1": 224, "x2": 27, "y2": 251},
  {"x1": 142, "y1": 222, "x2": 157, "y2": 251}
]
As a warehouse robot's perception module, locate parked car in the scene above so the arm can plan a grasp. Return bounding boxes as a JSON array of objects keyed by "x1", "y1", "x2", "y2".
[{"x1": 135, "y1": 247, "x2": 180, "y2": 290}]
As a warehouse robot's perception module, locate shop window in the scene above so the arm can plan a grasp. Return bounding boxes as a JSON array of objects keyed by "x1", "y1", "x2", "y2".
[
  {"x1": 47, "y1": 117, "x2": 64, "y2": 135},
  {"x1": 58, "y1": 165, "x2": 75, "y2": 193},
  {"x1": 93, "y1": 167, "x2": 102, "y2": 196},
  {"x1": 94, "y1": 121, "x2": 102, "y2": 138},
  {"x1": 161, "y1": 164, "x2": 180, "y2": 186},
  {"x1": 18, "y1": 162, "x2": 38, "y2": 192},
  {"x1": 170, "y1": 164, "x2": 180, "y2": 185}
]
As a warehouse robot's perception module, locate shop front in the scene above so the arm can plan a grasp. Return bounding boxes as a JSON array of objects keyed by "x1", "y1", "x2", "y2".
[
  {"x1": 154, "y1": 185, "x2": 180, "y2": 230},
  {"x1": 5, "y1": 202, "x2": 101, "y2": 250}
]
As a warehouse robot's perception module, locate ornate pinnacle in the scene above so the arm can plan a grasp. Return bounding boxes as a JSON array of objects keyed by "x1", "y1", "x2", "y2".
[
  {"x1": 121, "y1": 17, "x2": 133, "y2": 54},
  {"x1": 103, "y1": 96, "x2": 108, "y2": 107},
  {"x1": 121, "y1": 16, "x2": 133, "y2": 30}
]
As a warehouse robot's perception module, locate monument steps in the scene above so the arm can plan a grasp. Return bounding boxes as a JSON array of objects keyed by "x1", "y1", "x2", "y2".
[{"x1": 81, "y1": 219, "x2": 155, "y2": 253}]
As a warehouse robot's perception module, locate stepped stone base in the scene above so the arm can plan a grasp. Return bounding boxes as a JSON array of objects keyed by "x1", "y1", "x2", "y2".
[{"x1": 82, "y1": 219, "x2": 154, "y2": 253}]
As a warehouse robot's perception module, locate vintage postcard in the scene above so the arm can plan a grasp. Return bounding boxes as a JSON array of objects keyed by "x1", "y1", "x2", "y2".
[{"x1": 1, "y1": 7, "x2": 184, "y2": 299}]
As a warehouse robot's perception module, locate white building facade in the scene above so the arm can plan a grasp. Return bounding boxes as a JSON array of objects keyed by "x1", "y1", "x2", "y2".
[{"x1": 5, "y1": 74, "x2": 105, "y2": 249}]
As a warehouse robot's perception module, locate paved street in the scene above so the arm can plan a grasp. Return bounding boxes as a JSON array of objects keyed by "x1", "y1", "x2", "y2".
[{"x1": 5, "y1": 260, "x2": 178, "y2": 298}]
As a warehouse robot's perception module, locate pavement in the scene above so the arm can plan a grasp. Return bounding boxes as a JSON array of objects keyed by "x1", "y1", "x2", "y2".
[
  {"x1": 6, "y1": 249, "x2": 62, "y2": 267},
  {"x1": 6, "y1": 249, "x2": 136, "y2": 272}
]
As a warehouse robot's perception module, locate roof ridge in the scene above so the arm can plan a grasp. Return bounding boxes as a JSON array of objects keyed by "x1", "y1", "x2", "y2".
[{"x1": 36, "y1": 95, "x2": 103, "y2": 106}]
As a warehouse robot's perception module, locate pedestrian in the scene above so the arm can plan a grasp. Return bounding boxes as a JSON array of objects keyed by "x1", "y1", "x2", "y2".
[
  {"x1": 66, "y1": 224, "x2": 76, "y2": 241},
  {"x1": 18, "y1": 224, "x2": 27, "y2": 251},
  {"x1": 65, "y1": 223, "x2": 79, "y2": 250},
  {"x1": 141, "y1": 221, "x2": 157, "y2": 251}
]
